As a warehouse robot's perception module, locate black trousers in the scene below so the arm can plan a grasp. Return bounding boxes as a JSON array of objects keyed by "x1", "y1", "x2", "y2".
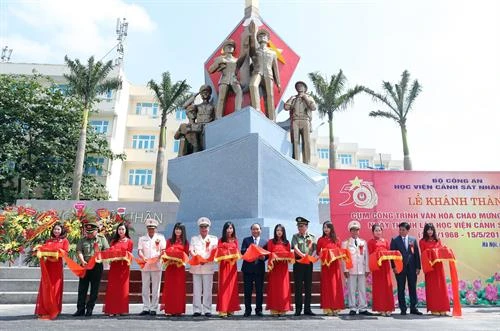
[
  {"x1": 293, "y1": 263, "x2": 313, "y2": 313},
  {"x1": 395, "y1": 265, "x2": 418, "y2": 311},
  {"x1": 243, "y1": 272, "x2": 264, "y2": 313},
  {"x1": 77, "y1": 263, "x2": 103, "y2": 311}
]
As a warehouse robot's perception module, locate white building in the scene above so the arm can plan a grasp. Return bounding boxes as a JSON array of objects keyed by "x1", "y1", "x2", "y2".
[{"x1": 311, "y1": 134, "x2": 404, "y2": 204}]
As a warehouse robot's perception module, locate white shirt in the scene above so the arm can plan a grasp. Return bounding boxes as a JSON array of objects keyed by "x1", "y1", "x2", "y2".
[
  {"x1": 341, "y1": 237, "x2": 370, "y2": 275},
  {"x1": 253, "y1": 236, "x2": 260, "y2": 246},
  {"x1": 138, "y1": 233, "x2": 166, "y2": 271},
  {"x1": 189, "y1": 234, "x2": 218, "y2": 275}
]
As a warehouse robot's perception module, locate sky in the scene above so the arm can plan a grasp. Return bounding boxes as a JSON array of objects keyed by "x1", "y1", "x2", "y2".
[{"x1": 1, "y1": 0, "x2": 499, "y2": 172}]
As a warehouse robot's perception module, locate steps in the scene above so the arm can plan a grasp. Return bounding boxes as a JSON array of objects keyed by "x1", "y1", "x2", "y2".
[{"x1": 0, "y1": 267, "x2": 322, "y2": 304}]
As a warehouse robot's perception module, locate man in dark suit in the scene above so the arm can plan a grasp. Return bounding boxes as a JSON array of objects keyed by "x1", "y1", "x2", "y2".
[
  {"x1": 241, "y1": 223, "x2": 266, "y2": 317},
  {"x1": 390, "y1": 222, "x2": 423, "y2": 316}
]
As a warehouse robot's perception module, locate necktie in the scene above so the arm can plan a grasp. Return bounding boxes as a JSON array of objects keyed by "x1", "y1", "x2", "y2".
[
  {"x1": 354, "y1": 238, "x2": 358, "y2": 247},
  {"x1": 254, "y1": 237, "x2": 257, "y2": 245}
]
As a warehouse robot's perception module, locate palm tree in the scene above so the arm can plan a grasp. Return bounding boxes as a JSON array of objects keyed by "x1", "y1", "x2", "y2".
[
  {"x1": 64, "y1": 55, "x2": 121, "y2": 200},
  {"x1": 148, "y1": 72, "x2": 190, "y2": 201},
  {"x1": 363, "y1": 70, "x2": 422, "y2": 170},
  {"x1": 308, "y1": 70, "x2": 365, "y2": 169}
]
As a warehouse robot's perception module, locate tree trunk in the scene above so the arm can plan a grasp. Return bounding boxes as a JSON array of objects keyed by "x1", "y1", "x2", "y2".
[
  {"x1": 328, "y1": 112, "x2": 336, "y2": 169},
  {"x1": 400, "y1": 122, "x2": 412, "y2": 170},
  {"x1": 71, "y1": 107, "x2": 89, "y2": 200},
  {"x1": 154, "y1": 122, "x2": 167, "y2": 201}
]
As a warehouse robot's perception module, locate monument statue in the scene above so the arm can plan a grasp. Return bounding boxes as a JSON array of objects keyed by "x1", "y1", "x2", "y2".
[
  {"x1": 284, "y1": 81, "x2": 316, "y2": 164},
  {"x1": 208, "y1": 39, "x2": 243, "y2": 119},
  {"x1": 175, "y1": 85, "x2": 215, "y2": 156},
  {"x1": 247, "y1": 21, "x2": 281, "y2": 121}
]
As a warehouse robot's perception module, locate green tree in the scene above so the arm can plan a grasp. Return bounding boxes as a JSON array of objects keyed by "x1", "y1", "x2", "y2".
[
  {"x1": 147, "y1": 72, "x2": 190, "y2": 201},
  {"x1": 308, "y1": 70, "x2": 365, "y2": 169},
  {"x1": 0, "y1": 74, "x2": 120, "y2": 204},
  {"x1": 64, "y1": 55, "x2": 121, "y2": 200},
  {"x1": 363, "y1": 70, "x2": 422, "y2": 170}
]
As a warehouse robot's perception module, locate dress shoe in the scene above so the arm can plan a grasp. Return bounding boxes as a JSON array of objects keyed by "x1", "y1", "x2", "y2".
[
  {"x1": 84, "y1": 309, "x2": 93, "y2": 317},
  {"x1": 400, "y1": 310, "x2": 407, "y2": 315},
  {"x1": 150, "y1": 311, "x2": 157, "y2": 316},
  {"x1": 255, "y1": 311, "x2": 264, "y2": 317},
  {"x1": 294, "y1": 311, "x2": 301, "y2": 316},
  {"x1": 410, "y1": 309, "x2": 423, "y2": 315},
  {"x1": 349, "y1": 310, "x2": 356, "y2": 316},
  {"x1": 359, "y1": 310, "x2": 374, "y2": 316},
  {"x1": 304, "y1": 311, "x2": 316, "y2": 316},
  {"x1": 192, "y1": 312, "x2": 202, "y2": 317},
  {"x1": 139, "y1": 310, "x2": 150, "y2": 316},
  {"x1": 243, "y1": 311, "x2": 251, "y2": 317},
  {"x1": 205, "y1": 312, "x2": 212, "y2": 317},
  {"x1": 72, "y1": 310, "x2": 85, "y2": 317}
]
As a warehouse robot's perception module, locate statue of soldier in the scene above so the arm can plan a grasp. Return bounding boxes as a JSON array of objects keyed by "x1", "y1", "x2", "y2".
[
  {"x1": 284, "y1": 81, "x2": 316, "y2": 164},
  {"x1": 247, "y1": 21, "x2": 281, "y2": 121},
  {"x1": 177, "y1": 85, "x2": 215, "y2": 154},
  {"x1": 208, "y1": 39, "x2": 243, "y2": 119}
]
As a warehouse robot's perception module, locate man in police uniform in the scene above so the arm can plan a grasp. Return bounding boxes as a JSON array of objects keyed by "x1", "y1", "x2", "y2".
[
  {"x1": 189, "y1": 217, "x2": 218, "y2": 317},
  {"x1": 73, "y1": 220, "x2": 109, "y2": 317},
  {"x1": 291, "y1": 216, "x2": 317, "y2": 316},
  {"x1": 341, "y1": 220, "x2": 373, "y2": 316},
  {"x1": 138, "y1": 218, "x2": 166, "y2": 316}
]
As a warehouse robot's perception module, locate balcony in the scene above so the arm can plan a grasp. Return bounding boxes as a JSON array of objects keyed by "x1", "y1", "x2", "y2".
[
  {"x1": 123, "y1": 148, "x2": 157, "y2": 163},
  {"x1": 126, "y1": 114, "x2": 160, "y2": 129}
]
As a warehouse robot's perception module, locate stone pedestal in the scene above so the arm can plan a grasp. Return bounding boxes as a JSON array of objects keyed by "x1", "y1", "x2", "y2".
[{"x1": 167, "y1": 107, "x2": 326, "y2": 236}]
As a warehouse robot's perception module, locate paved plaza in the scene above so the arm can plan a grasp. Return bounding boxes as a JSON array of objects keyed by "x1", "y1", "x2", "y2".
[{"x1": 0, "y1": 304, "x2": 498, "y2": 331}]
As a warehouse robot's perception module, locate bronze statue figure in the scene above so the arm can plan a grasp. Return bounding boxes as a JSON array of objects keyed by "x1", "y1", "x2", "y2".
[
  {"x1": 284, "y1": 81, "x2": 316, "y2": 164},
  {"x1": 175, "y1": 85, "x2": 215, "y2": 156},
  {"x1": 208, "y1": 39, "x2": 243, "y2": 119},
  {"x1": 247, "y1": 21, "x2": 281, "y2": 121}
]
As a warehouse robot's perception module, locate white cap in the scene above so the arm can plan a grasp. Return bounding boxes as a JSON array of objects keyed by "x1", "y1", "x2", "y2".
[
  {"x1": 348, "y1": 220, "x2": 361, "y2": 230},
  {"x1": 197, "y1": 217, "x2": 211, "y2": 227},
  {"x1": 145, "y1": 218, "x2": 159, "y2": 228}
]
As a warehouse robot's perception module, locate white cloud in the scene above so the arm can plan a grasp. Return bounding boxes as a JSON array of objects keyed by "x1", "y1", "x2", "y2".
[
  {"x1": 4, "y1": 0, "x2": 155, "y2": 63},
  {"x1": 0, "y1": 35, "x2": 54, "y2": 62}
]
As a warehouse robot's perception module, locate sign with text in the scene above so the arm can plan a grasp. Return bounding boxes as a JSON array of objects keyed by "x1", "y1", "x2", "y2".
[{"x1": 329, "y1": 169, "x2": 500, "y2": 282}]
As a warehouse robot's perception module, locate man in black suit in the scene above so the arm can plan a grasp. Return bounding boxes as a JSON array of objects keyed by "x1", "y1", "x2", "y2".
[
  {"x1": 240, "y1": 223, "x2": 266, "y2": 317},
  {"x1": 390, "y1": 222, "x2": 423, "y2": 316}
]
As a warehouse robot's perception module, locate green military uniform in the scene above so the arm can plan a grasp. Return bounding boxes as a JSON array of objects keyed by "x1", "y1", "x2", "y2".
[
  {"x1": 74, "y1": 222, "x2": 109, "y2": 317},
  {"x1": 76, "y1": 235, "x2": 109, "y2": 261},
  {"x1": 291, "y1": 217, "x2": 316, "y2": 316}
]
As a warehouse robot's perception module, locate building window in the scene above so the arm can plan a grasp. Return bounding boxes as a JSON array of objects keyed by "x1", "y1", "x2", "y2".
[
  {"x1": 173, "y1": 140, "x2": 180, "y2": 153},
  {"x1": 90, "y1": 120, "x2": 109, "y2": 134},
  {"x1": 175, "y1": 108, "x2": 187, "y2": 121},
  {"x1": 132, "y1": 135, "x2": 155, "y2": 149},
  {"x1": 85, "y1": 157, "x2": 105, "y2": 176},
  {"x1": 317, "y1": 148, "x2": 329, "y2": 159},
  {"x1": 128, "y1": 169, "x2": 153, "y2": 186},
  {"x1": 105, "y1": 89, "x2": 113, "y2": 100},
  {"x1": 374, "y1": 163, "x2": 385, "y2": 170},
  {"x1": 358, "y1": 159, "x2": 370, "y2": 169},
  {"x1": 319, "y1": 197, "x2": 330, "y2": 204},
  {"x1": 338, "y1": 154, "x2": 352, "y2": 165},
  {"x1": 53, "y1": 84, "x2": 69, "y2": 95},
  {"x1": 136, "y1": 102, "x2": 159, "y2": 117}
]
